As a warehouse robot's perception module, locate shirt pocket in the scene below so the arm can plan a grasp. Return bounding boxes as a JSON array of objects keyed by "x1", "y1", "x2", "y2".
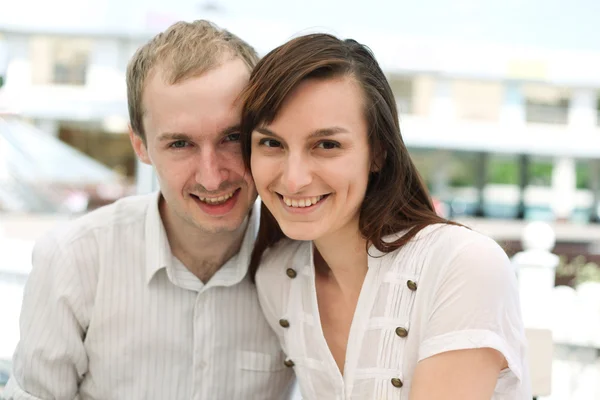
[{"x1": 238, "y1": 350, "x2": 286, "y2": 372}]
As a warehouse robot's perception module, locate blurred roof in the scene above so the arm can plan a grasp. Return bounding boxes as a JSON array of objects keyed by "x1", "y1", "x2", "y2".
[
  {"x1": 0, "y1": 115, "x2": 120, "y2": 184},
  {"x1": 0, "y1": 114, "x2": 122, "y2": 211},
  {"x1": 400, "y1": 117, "x2": 600, "y2": 159},
  {"x1": 1, "y1": 0, "x2": 599, "y2": 52}
]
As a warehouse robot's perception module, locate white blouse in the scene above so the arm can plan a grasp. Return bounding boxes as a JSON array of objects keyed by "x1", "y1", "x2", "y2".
[{"x1": 256, "y1": 224, "x2": 531, "y2": 400}]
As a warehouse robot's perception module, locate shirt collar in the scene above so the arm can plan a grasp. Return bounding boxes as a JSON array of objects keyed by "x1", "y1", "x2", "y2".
[
  {"x1": 144, "y1": 193, "x2": 260, "y2": 286},
  {"x1": 145, "y1": 192, "x2": 172, "y2": 284},
  {"x1": 203, "y1": 199, "x2": 259, "y2": 289}
]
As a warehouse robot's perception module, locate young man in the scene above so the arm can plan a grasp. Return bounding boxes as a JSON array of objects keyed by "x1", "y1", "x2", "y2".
[{"x1": 3, "y1": 20, "x2": 295, "y2": 399}]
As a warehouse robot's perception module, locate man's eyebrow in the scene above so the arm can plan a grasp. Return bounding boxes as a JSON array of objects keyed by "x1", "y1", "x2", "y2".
[
  {"x1": 157, "y1": 132, "x2": 191, "y2": 142},
  {"x1": 156, "y1": 124, "x2": 241, "y2": 142},
  {"x1": 220, "y1": 124, "x2": 241, "y2": 136},
  {"x1": 255, "y1": 126, "x2": 349, "y2": 139}
]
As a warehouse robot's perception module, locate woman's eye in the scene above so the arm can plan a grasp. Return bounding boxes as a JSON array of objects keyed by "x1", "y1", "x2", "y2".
[
  {"x1": 259, "y1": 138, "x2": 282, "y2": 148},
  {"x1": 170, "y1": 140, "x2": 189, "y2": 149},
  {"x1": 316, "y1": 141, "x2": 340, "y2": 150}
]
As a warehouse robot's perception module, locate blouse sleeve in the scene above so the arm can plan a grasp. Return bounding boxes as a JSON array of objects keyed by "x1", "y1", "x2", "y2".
[{"x1": 417, "y1": 234, "x2": 527, "y2": 389}]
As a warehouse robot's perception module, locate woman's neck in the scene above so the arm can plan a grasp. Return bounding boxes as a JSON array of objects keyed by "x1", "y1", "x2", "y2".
[{"x1": 313, "y1": 225, "x2": 369, "y2": 299}]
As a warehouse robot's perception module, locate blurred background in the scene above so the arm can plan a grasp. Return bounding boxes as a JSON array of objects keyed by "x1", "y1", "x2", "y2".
[{"x1": 0, "y1": 0, "x2": 599, "y2": 398}]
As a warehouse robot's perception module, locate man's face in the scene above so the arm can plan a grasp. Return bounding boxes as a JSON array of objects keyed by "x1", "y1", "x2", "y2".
[{"x1": 130, "y1": 58, "x2": 257, "y2": 235}]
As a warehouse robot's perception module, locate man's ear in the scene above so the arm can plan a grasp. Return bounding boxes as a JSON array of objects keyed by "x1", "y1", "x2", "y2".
[{"x1": 129, "y1": 124, "x2": 151, "y2": 165}]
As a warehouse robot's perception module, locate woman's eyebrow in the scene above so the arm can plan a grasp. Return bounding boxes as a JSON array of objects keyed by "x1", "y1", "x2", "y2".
[{"x1": 255, "y1": 126, "x2": 349, "y2": 139}]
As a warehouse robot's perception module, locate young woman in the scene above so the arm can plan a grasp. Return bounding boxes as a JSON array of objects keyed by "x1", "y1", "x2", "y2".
[{"x1": 239, "y1": 33, "x2": 531, "y2": 399}]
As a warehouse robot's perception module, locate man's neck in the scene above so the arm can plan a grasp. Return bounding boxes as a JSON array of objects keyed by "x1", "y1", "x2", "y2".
[{"x1": 160, "y1": 197, "x2": 249, "y2": 283}]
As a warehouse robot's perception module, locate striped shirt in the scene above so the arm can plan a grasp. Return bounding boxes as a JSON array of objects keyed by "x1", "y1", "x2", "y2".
[{"x1": 3, "y1": 193, "x2": 295, "y2": 400}]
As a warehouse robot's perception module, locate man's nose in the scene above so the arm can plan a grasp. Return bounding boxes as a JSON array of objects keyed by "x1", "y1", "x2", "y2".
[{"x1": 195, "y1": 147, "x2": 228, "y2": 192}]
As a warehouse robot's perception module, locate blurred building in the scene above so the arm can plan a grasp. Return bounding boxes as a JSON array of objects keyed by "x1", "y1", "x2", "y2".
[
  {"x1": 0, "y1": 3, "x2": 599, "y2": 222},
  {"x1": 375, "y1": 39, "x2": 600, "y2": 225}
]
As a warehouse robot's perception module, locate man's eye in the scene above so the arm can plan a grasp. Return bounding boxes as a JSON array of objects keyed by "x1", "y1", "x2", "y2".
[
  {"x1": 224, "y1": 133, "x2": 241, "y2": 142},
  {"x1": 170, "y1": 140, "x2": 189, "y2": 148},
  {"x1": 259, "y1": 138, "x2": 281, "y2": 148},
  {"x1": 316, "y1": 141, "x2": 340, "y2": 150}
]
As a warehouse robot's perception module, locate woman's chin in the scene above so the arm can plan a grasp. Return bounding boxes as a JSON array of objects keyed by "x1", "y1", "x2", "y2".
[{"x1": 280, "y1": 226, "x2": 319, "y2": 242}]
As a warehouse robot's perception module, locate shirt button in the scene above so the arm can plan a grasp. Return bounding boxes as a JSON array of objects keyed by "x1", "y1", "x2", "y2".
[
  {"x1": 391, "y1": 378, "x2": 403, "y2": 388},
  {"x1": 279, "y1": 319, "x2": 290, "y2": 328},
  {"x1": 286, "y1": 268, "x2": 297, "y2": 278},
  {"x1": 407, "y1": 280, "x2": 418, "y2": 291},
  {"x1": 395, "y1": 327, "x2": 409, "y2": 338},
  {"x1": 284, "y1": 359, "x2": 295, "y2": 367}
]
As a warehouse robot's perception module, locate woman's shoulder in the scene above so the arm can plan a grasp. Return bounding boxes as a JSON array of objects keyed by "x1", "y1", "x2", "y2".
[
  {"x1": 262, "y1": 238, "x2": 307, "y2": 262},
  {"x1": 256, "y1": 238, "x2": 309, "y2": 281},
  {"x1": 383, "y1": 223, "x2": 510, "y2": 273},
  {"x1": 420, "y1": 223, "x2": 504, "y2": 252}
]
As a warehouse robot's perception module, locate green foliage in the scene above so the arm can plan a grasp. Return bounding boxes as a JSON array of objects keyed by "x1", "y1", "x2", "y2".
[
  {"x1": 487, "y1": 158, "x2": 518, "y2": 185},
  {"x1": 556, "y1": 255, "x2": 600, "y2": 285}
]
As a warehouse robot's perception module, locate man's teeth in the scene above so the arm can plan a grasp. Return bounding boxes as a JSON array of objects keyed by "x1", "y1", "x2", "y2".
[
  {"x1": 198, "y1": 191, "x2": 235, "y2": 204},
  {"x1": 282, "y1": 195, "x2": 324, "y2": 208}
]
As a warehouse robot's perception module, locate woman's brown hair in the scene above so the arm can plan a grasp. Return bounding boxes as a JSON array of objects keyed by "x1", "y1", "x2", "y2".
[{"x1": 240, "y1": 33, "x2": 455, "y2": 281}]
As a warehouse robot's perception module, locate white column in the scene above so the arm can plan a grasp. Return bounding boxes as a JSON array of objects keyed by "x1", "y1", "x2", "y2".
[
  {"x1": 512, "y1": 221, "x2": 559, "y2": 328},
  {"x1": 500, "y1": 81, "x2": 526, "y2": 124},
  {"x1": 5, "y1": 35, "x2": 31, "y2": 88},
  {"x1": 568, "y1": 88, "x2": 598, "y2": 128},
  {"x1": 501, "y1": 82, "x2": 528, "y2": 218},
  {"x1": 551, "y1": 157, "x2": 576, "y2": 221},
  {"x1": 430, "y1": 78, "x2": 455, "y2": 120}
]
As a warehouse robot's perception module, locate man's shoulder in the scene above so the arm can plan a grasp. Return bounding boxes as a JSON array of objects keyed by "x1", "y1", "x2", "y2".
[{"x1": 38, "y1": 193, "x2": 154, "y2": 251}]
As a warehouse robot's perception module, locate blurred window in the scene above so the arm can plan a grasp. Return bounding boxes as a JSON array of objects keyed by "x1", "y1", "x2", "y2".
[
  {"x1": 31, "y1": 37, "x2": 90, "y2": 85},
  {"x1": 453, "y1": 80, "x2": 502, "y2": 121},
  {"x1": 523, "y1": 84, "x2": 570, "y2": 125}
]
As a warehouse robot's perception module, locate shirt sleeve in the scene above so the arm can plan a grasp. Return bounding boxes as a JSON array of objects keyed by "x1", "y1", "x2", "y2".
[
  {"x1": 3, "y1": 233, "x2": 93, "y2": 400},
  {"x1": 417, "y1": 234, "x2": 526, "y2": 388}
]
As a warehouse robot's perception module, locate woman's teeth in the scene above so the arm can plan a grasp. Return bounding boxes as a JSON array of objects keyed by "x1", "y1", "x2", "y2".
[{"x1": 282, "y1": 195, "x2": 324, "y2": 208}]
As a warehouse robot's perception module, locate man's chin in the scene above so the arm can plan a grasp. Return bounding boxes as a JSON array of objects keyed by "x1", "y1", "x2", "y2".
[{"x1": 191, "y1": 216, "x2": 247, "y2": 235}]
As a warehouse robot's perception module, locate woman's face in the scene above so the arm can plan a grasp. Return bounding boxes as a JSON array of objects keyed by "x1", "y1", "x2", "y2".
[{"x1": 250, "y1": 76, "x2": 372, "y2": 243}]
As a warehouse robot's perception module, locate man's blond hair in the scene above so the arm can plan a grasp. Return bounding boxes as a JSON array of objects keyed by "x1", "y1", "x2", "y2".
[{"x1": 126, "y1": 20, "x2": 259, "y2": 141}]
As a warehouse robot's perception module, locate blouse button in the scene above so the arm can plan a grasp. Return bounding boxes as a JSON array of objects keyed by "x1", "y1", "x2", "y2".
[
  {"x1": 407, "y1": 280, "x2": 418, "y2": 291},
  {"x1": 391, "y1": 378, "x2": 403, "y2": 388},
  {"x1": 284, "y1": 359, "x2": 295, "y2": 367},
  {"x1": 286, "y1": 268, "x2": 297, "y2": 278},
  {"x1": 279, "y1": 319, "x2": 290, "y2": 328},
  {"x1": 395, "y1": 327, "x2": 409, "y2": 338}
]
